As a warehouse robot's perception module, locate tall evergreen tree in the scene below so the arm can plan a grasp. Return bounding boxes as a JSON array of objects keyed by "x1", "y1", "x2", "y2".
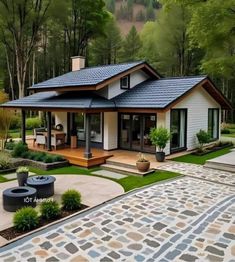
[
  {"x1": 122, "y1": 26, "x2": 142, "y2": 61},
  {"x1": 89, "y1": 17, "x2": 123, "y2": 65}
]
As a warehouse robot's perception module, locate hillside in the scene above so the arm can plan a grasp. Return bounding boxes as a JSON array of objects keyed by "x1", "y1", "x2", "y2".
[{"x1": 105, "y1": 0, "x2": 160, "y2": 35}]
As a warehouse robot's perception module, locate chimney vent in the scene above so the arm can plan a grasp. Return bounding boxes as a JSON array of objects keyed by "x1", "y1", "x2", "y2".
[{"x1": 71, "y1": 56, "x2": 85, "y2": 71}]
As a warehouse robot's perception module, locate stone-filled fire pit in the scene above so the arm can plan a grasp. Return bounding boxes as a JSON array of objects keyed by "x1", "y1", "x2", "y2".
[
  {"x1": 3, "y1": 186, "x2": 37, "y2": 212},
  {"x1": 26, "y1": 175, "x2": 56, "y2": 199}
]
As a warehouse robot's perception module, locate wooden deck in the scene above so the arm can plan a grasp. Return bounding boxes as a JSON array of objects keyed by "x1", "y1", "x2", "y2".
[{"x1": 27, "y1": 140, "x2": 113, "y2": 168}]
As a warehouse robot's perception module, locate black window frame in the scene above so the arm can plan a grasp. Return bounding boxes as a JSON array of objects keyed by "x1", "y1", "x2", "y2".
[
  {"x1": 208, "y1": 108, "x2": 219, "y2": 140},
  {"x1": 120, "y1": 75, "x2": 130, "y2": 90}
]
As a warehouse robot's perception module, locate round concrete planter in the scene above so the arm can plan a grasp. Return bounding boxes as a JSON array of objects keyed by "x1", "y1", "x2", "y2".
[
  {"x1": 136, "y1": 161, "x2": 150, "y2": 172},
  {"x1": 17, "y1": 172, "x2": 29, "y2": 186},
  {"x1": 156, "y1": 152, "x2": 165, "y2": 162}
]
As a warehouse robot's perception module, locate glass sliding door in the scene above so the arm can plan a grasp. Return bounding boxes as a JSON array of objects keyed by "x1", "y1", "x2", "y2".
[
  {"x1": 131, "y1": 115, "x2": 141, "y2": 151},
  {"x1": 120, "y1": 114, "x2": 131, "y2": 149},
  {"x1": 170, "y1": 109, "x2": 187, "y2": 152},
  {"x1": 208, "y1": 108, "x2": 219, "y2": 140},
  {"x1": 119, "y1": 113, "x2": 156, "y2": 153},
  {"x1": 143, "y1": 115, "x2": 156, "y2": 153}
]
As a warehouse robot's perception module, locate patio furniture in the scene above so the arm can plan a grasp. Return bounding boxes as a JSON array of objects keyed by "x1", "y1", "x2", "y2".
[
  {"x1": 42, "y1": 130, "x2": 66, "y2": 150},
  {"x1": 34, "y1": 128, "x2": 46, "y2": 148},
  {"x1": 26, "y1": 175, "x2": 56, "y2": 198},
  {"x1": 3, "y1": 186, "x2": 37, "y2": 212}
]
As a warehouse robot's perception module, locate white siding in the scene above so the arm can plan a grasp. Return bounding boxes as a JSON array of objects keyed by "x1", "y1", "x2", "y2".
[
  {"x1": 103, "y1": 112, "x2": 118, "y2": 150},
  {"x1": 173, "y1": 86, "x2": 221, "y2": 150},
  {"x1": 107, "y1": 70, "x2": 149, "y2": 99}
]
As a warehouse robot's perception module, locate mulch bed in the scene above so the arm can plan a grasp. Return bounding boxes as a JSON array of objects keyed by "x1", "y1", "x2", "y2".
[
  {"x1": 192, "y1": 143, "x2": 232, "y2": 156},
  {"x1": 0, "y1": 204, "x2": 88, "y2": 241}
]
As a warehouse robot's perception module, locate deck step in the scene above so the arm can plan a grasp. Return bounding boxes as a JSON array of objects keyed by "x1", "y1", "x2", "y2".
[
  {"x1": 101, "y1": 164, "x2": 155, "y2": 177},
  {"x1": 105, "y1": 160, "x2": 137, "y2": 169},
  {"x1": 204, "y1": 162, "x2": 235, "y2": 173}
]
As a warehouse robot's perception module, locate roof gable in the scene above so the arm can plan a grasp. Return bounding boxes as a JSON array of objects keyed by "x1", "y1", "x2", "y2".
[{"x1": 30, "y1": 61, "x2": 160, "y2": 92}]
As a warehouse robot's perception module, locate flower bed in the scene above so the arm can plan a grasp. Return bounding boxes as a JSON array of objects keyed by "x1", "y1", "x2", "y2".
[
  {"x1": 192, "y1": 142, "x2": 232, "y2": 156},
  {"x1": 0, "y1": 204, "x2": 88, "y2": 241}
]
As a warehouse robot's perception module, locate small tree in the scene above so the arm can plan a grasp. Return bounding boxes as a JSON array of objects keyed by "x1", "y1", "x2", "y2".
[
  {"x1": 0, "y1": 91, "x2": 13, "y2": 151},
  {"x1": 196, "y1": 129, "x2": 210, "y2": 151},
  {"x1": 149, "y1": 127, "x2": 170, "y2": 152}
]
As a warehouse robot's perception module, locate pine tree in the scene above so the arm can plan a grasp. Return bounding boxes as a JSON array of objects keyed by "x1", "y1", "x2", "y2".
[{"x1": 122, "y1": 26, "x2": 142, "y2": 61}]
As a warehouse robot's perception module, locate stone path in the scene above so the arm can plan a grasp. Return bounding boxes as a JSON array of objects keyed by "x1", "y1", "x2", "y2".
[
  {"x1": 1, "y1": 175, "x2": 235, "y2": 261},
  {"x1": 92, "y1": 170, "x2": 127, "y2": 180},
  {"x1": 160, "y1": 162, "x2": 235, "y2": 186}
]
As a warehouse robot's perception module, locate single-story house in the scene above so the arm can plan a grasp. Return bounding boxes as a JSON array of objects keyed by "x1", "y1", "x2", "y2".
[{"x1": 2, "y1": 57, "x2": 232, "y2": 162}]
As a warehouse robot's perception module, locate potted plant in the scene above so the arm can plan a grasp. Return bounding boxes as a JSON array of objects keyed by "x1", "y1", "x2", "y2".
[
  {"x1": 149, "y1": 127, "x2": 170, "y2": 162},
  {"x1": 136, "y1": 153, "x2": 150, "y2": 172},
  {"x1": 16, "y1": 166, "x2": 29, "y2": 186}
]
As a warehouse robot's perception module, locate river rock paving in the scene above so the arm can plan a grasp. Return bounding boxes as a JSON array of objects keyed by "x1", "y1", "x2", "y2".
[
  {"x1": 1, "y1": 173, "x2": 235, "y2": 261},
  {"x1": 160, "y1": 162, "x2": 235, "y2": 186}
]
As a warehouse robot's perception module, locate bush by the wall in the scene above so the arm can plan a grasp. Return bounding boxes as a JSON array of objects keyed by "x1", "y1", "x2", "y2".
[
  {"x1": 26, "y1": 117, "x2": 42, "y2": 130},
  {"x1": 13, "y1": 207, "x2": 39, "y2": 232},
  {"x1": 12, "y1": 142, "x2": 29, "y2": 158},
  {"x1": 62, "y1": 189, "x2": 81, "y2": 210},
  {"x1": 40, "y1": 200, "x2": 60, "y2": 220},
  {"x1": 5, "y1": 140, "x2": 17, "y2": 150}
]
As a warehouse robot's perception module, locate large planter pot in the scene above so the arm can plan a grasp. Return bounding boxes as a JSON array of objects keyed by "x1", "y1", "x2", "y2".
[
  {"x1": 136, "y1": 161, "x2": 150, "y2": 172},
  {"x1": 17, "y1": 172, "x2": 29, "y2": 186},
  {"x1": 156, "y1": 152, "x2": 165, "y2": 162}
]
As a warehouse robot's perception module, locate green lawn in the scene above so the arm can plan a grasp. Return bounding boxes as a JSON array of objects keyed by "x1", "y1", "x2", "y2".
[
  {"x1": 8, "y1": 129, "x2": 33, "y2": 138},
  {"x1": 29, "y1": 165, "x2": 181, "y2": 192},
  {"x1": 172, "y1": 146, "x2": 233, "y2": 165}
]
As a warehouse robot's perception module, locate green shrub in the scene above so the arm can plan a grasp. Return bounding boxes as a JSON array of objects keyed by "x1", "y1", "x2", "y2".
[
  {"x1": 43, "y1": 155, "x2": 54, "y2": 163},
  {"x1": 26, "y1": 117, "x2": 42, "y2": 130},
  {"x1": 221, "y1": 128, "x2": 231, "y2": 134},
  {"x1": 10, "y1": 115, "x2": 21, "y2": 129},
  {"x1": 0, "y1": 153, "x2": 12, "y2": 170},
  {"x1": 52, "y1": 155, "x2": 64, "y2": 162},
  {"x1": 62, "y1": 189, "x2": 82, "y2": 210},
  {"x1": 149, "y1": 127, "x2": 171, "y2": 151},
  {"x1": 13, "y1": 207, "x2": 39, "y2": 232},
  {"x1": 5, "y1": 140, "x2": 17, "y2": 150},
  {"x1": 12, "y1": 142, "x2": 29, "y2": 158},
  {"x1": 33, "y1": 152, "x2": 46, "y2": 162},
  {"x1": 40, "y1": 200, "x2": 60, "y2": 220},
  {"x1": 196, "y1": 129, "x2": 210, "y2": 151}
]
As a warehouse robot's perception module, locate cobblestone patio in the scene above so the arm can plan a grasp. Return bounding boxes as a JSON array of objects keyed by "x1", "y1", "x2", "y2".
[
  {"x1": 0, "y1": 169, "x2": 235, "y2": 261},
  {"x1": 160, "y1": 162, "x2": 235, "y2": 186}
]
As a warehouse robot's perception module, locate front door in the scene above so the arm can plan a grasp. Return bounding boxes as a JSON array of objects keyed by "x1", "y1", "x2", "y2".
[
  {"x1": 119, "y1": 113, "x2": 156, "y2": 153},
  {"x1": 170, "y1": 109, "x2": 187, "y2": 152}
]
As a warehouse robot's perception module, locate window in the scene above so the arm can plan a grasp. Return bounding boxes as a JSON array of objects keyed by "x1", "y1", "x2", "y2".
[
  {"x1": 208, "y1": 108, "x2": 219, "y2": 140},
  {"x1": 120, "y1": 75, "x2": 130, "y2": 89}
]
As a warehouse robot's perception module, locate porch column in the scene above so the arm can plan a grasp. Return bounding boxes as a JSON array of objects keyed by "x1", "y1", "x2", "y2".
[
  {"x1": 47, "y1": 111, "x2": 52, "y2": 151},
  {"x1": 21, "y1": 109, "x2": 26, "y2": 144},
  {"x1": 67, "y1": 112, "x2": 71, "y2": 145},
  {"x1": 84, "y1": 113, "x2": 92, "y2": 159}
]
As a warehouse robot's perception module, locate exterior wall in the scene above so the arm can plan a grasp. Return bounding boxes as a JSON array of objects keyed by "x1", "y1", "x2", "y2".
[
  {"x1": 107, "y1": 70, "x2": 149, "y2": 99},
  {"x1": 173, "y1": 86, "x2": 221, "y2": 151},
  {"x1": 54, "y1": 112, "x2": 68, "y2": 138},
  {"x1": 103, "y1": 112, "x2": 118, "y2": 150}
]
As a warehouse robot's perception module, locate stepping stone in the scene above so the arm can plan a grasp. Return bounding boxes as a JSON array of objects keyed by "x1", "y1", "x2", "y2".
[
  {"x1": 92, "y1": 170, "x2": 126, "y2": 180},
  {"x1": 2, "y1": 172, "x2": 35, "y2": 180}
]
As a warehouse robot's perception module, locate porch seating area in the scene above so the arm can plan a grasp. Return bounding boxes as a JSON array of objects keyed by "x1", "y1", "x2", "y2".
[{"x1": 27, "y1": 139, "x2": 113, "y2": 168}]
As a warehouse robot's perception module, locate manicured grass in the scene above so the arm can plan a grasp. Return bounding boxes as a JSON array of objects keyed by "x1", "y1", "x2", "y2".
[
  {"x1": 222, "y1": 133, "x2": 235, "y2": 138},
  {"x1": 29, "y1": 165, "x2": 181, "y2": 192},
  {"x1": 8, "y1": 129, "x2": 33, "y2": 138},
  {"x1": 172, "y1": 146, "x2": 233, "y2": 165},
  {"x1": 0, "y1": 175, "x2": 8, "y2": 183}
]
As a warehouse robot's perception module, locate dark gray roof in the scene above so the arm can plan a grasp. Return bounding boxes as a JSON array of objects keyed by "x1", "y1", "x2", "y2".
[
  {"x1": 3, "y1": 91, "x2": 115, "y2": 109},
  {"x1": 31, "y1": 61, "x2": 145, "y2": 90},
  {"x1": 113, "y1": 76, "x2": 207, "y2": 108}
]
